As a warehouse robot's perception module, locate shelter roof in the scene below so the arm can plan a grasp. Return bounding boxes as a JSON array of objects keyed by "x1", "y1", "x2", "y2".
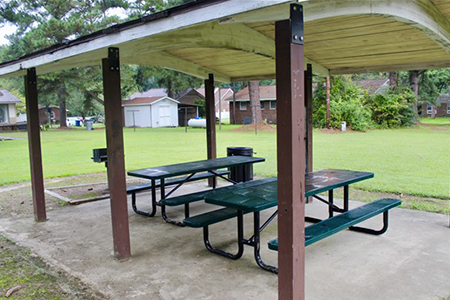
[
  {"x1": 2, "y1": 0, "x2": 450, "y2": 81},
  {"x1": 0, "y1": 90, "x2": 21, "y2": 104}
]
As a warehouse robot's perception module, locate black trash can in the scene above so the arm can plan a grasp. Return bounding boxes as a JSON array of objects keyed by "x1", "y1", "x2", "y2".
[{"x1": 227, "y1": 147, "x2": 254, "y2": 183}]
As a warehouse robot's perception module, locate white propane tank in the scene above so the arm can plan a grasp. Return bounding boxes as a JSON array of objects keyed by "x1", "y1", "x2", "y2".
[{"x1": 188, "y1": 118, "x2": 207, "y2": 128}]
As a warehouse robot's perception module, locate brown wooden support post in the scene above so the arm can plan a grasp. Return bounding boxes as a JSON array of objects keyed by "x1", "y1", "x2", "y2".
[
  {"x1": 326, "y1": 76, "x2": 331, "y2": 129},
  {"x1": 102, "y1": 48, "x2": 131, "y2": 260},
  {"x1": 305, "y1": 64, "x2": 313, "y2": 203},
  {"x1": 232, "y1": 82, "x2": 237, "y2": 124},
  {"x1": 276, "y1": 4, "x2": 306, "y2": 300},
  {"x1": 205, "y1": 74, "x2": 217, "y2": 187},
  {"x1": 24, "y1": 68, "x2": 47, "y2": 222}
]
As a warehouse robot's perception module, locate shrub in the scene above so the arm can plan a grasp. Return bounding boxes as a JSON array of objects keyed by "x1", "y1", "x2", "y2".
[
  {"x1": 366, "y1": 89, "x2": 415, "y2": 128},
  {"x1": 313, "y1": 76, "x2": 372, "y2": 131}
]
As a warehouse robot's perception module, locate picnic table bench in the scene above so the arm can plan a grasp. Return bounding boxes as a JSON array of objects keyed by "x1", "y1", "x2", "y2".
[
  {"x1": 183, "y1": 169, "x2": 401, "y2": 273},
  {"x1": 127, "y1": 156, "x2": 265, "y2": 226}
]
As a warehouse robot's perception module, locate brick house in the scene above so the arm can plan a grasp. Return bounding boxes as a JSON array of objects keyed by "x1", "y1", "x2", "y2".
[
  {"x1": 226, "y1": 85, "x2": 277, "y2": 124},
  {"x1": 421, "y1": 94, "x2": 450, "y2": 118},
  {"x1": 38, "y1": 105, "x2": 62, "y2": 125},
  {"x1": 196, "y1": 87, "x2": 232, "y2": 119}
]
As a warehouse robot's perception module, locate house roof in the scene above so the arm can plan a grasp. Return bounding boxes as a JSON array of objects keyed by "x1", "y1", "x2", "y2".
[
  {"x1": 128, "y1": 89, "x2": 167, "y2": 100},
  {"x1": 353, "y1": 79, "x2": 390, "y2": 94},
  {"x1": 37, "y1": 104, "x2": 59, "y2": 109},
  {"x1": 226, "y1": 85, "x2": 276, "y2": 102},
  {"x1": 122, "y1": 96, "x2": 179, "y2": 106},
  {"x1": 2, "y1": 1, "x2": 450, "y2": 80},
  {"x1": 196, "y1": 87, "x2": 233, "y2": 102},
  {"x1": 437, "y1": 94, "x2": 450, "y2": 104},
  {"x1": 0, "y1": 90, "x2": 21, "y2": 104},
  {"x1": 177, "y1": 88, "x2": 203, "y2": 106}
]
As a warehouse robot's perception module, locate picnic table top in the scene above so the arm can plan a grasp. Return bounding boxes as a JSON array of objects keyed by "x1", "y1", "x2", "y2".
[
  {"x1": 127, "y1": 156, "x2": 265, "y2": 180},
  {"x1": 204, "y1": 169, "x2": 373, "y2": 212}
]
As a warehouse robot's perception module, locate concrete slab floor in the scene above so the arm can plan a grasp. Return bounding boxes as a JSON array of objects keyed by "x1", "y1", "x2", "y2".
[{"x1": 0, "y1": 180, "x2": 449, "y2": 300}]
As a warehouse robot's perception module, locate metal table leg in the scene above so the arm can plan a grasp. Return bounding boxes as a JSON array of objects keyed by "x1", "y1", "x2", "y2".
[
  {"x1": 203, "y1": 210, "x2": 244, "y2": 259},
  {"x1": 343, "y1": 185, "x2": 349, "y2": 212},
  {"x1": 130, "y1": 180, "x2": 157, "y2": 217},
  {"x1": 252, "y1": 211, "x2": 278, "y2": 273},
  {"x1": 160, "y1": 179, "x2": 185, "y2": 227},
  {"x1": 328, "y1": 189, "x2": 334, "y2": 218}
]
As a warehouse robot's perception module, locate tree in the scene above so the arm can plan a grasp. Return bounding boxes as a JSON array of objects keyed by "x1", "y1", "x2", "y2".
[
  {"x1": 409, "y1": 70, "x2": 422, "y2": 119},
  {"x1": 0, "y1": 0, "x2": 131, "y2": 126},
  {"x1": 389, "y1": 72, "x2": 398, "y2": 90},
  {"x1": 248, "y1": 81, "x2": 262, "y2": 124}
]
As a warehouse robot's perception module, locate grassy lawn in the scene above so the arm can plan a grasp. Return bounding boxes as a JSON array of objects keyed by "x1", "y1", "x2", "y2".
[
  {"x1": 1, "y1": 124, "x2": 449, "y2": 199},
  {"x1": 420, "y1": 117, "x2": 450, "y2": 125},
  {"x1": 0, "y1": 235, "x2": 102, "y2": 299}
]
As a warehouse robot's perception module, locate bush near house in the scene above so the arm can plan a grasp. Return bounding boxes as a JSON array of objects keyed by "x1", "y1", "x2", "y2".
[
  {"x1": 314, "y1": 76, "x2": 372, "y2": 131},
  {"x1": 366, "y1": 89, "x2": 415, "y2": 128},
  {"x1": 314, "y1": 76, "x2": 416, "y2": 131}
]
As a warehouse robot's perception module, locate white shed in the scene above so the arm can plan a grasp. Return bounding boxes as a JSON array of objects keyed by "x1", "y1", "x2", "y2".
[{"x1": 122, "y1": 95, "x2": 179, "y2": 128}]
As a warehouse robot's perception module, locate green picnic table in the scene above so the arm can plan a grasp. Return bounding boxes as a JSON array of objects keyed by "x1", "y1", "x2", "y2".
[
  {"x1": 127, "y1": 156, "x2": 265, "y2": 225},
  {"x1": 184, "y1": 169, "x2": 400, "y2": 273}
]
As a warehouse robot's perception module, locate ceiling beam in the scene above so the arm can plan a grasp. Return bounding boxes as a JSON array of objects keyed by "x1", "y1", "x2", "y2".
[
  {"x1": 231, "y1": 0, "x2": 450, "y2": 55},
  {"x1": 0, "y1": 0, "x2": 291, "y2": 78},
  {"x1": 330, "y1": 60, "x2": 450, "y2": 75},
  {"x1": 123, "y1": 51, "x2": 231, "y2": 83}
]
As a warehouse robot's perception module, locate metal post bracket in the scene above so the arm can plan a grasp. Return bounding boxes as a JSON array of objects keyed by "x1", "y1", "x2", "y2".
[
  {"x1": 27, "y1": 68, "x2": 37, "y2": 84},
  {"x1": 290, "y1": 4, "x2": 304, "y2": 45},
  {"x1": 108, "y1": 47, "x2": 120, "y2": 72}
]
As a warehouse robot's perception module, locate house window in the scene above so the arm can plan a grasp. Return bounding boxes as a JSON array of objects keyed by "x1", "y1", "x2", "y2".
[
  {"x1": 239, "y1": 102, "x2": 247, "y2": 110},
  {"x1": 270, "y1": 101, "x2": 276, "y2": 110},
  {"x1": 427, "y1": 105, "x2": 432, "y2": 114},
  {"x1": 0, "y1": 104, "x2": 8, "y2": 123},
  {"x1": 260, "y1": 102, "x2": 265, "y2": 110},
  {"x1": 447, "y1": 103, "x2": 450, "y2": 114}
]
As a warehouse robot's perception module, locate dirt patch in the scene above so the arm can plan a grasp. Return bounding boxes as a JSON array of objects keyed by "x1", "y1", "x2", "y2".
[
  {"x1": 46, "y1": 178, "x2": 149, "y2": 204},
  {"x1": 319, "y1": 128, "x2": 343, "y2": 134},
  {"x1": 418, "y1": 122, "x2": 450, "y2": 130},
  {"x1": 332, "y1": 187, "x2": 449, "y2": 215},
  {"x1": 231, "y1": 124, "x2": 276, "y2": 132}
]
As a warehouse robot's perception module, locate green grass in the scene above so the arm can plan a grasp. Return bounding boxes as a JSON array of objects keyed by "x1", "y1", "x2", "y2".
[
  {"x1": 0, "y1": 236, "x2": 100, "y2": 299},
  {"x1": 1, "y1": 124, "x2": 449, "y2": 199},
  {"x1": 419, "y1": 117, "x2": 450, "y2": 125}
]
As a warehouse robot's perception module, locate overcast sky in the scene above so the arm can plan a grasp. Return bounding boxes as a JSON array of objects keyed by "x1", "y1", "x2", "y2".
[{"x1": 0, "y1": 24, "x2": 17, "y2": 45}]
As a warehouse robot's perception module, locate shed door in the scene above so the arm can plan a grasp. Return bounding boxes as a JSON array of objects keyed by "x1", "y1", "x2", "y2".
[{"x1": 159, "y1": 105, "x2": 171, "y2": 127}]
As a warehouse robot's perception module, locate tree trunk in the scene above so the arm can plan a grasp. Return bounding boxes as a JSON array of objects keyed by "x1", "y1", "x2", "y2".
[
  {"x1": 167, "y1": 78, "x2": 175, "y2": 98},
  {"x1": 326, "y1": 76, "x2": 331, "y2": 129},
  {"x1": 248, "y1": 81, "x2": 262, "y2": 124},
  {"x1": 409, "y1": 70, "x2": 420, "y2": 119},
  {"x1": 389, "y1": 72, "x2": 398, "y2": 90},
  {"x1": 431, "y1": 105, "x2": 436, "y2": 119},
  {"x1": 58, "y1": 87, "x2": 67, "y2": 127}
]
